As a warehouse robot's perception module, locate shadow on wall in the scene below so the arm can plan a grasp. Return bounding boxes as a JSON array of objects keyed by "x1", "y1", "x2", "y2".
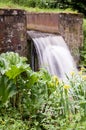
[{"x1": 27, "y1": 38, "x2": 38, "y2": 71}]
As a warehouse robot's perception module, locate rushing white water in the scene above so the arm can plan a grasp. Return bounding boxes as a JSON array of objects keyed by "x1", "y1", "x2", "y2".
[{"x1": 27, "y1": 31, "x2": 77, "y2": 80}]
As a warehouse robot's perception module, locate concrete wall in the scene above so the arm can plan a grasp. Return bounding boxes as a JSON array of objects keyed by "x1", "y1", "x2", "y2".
[
  {"x1": 0, "y1": 9, "x2": 28, "y2": 57},
  {"x1": 27, "y1": 12, "x2": 83, "y2": 64}
]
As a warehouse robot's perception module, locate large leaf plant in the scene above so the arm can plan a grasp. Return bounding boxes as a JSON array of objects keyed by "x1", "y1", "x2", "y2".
[{"x1": 0, "y1": 52, "x2": 31, "y2": 107}]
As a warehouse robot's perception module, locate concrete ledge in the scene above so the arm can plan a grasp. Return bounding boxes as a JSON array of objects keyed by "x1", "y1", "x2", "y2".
[
  {"x1": 27, "y1": 12, "x2": 59, "y2": 33},
  {"x1": 0, "y1": 9, "x2": 26, "y2": 16},
  {"x1": 26, "y1": 12, "x2": 83, "y2": 33}
]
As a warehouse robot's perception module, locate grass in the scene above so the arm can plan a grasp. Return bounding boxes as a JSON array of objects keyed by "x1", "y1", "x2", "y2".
[{"x1": 0, "y1": 1, "x2": 78, "y2": 13}]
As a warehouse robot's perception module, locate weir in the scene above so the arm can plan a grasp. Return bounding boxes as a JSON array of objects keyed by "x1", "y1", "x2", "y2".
[
  {"x1": 27, "y1": 30, "x2": 77, "y2": 80},
  {"x1": 0, "y1": 9, "x2": 83, "y2": 78},
  {"x1": 26, "y1": 12, "x2": 83, "y2": 64}
]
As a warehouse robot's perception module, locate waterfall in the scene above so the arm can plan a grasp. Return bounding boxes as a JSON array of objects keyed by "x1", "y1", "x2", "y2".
[{"x1": 27, "y1": 31, "x2": 77, "y2": 80}]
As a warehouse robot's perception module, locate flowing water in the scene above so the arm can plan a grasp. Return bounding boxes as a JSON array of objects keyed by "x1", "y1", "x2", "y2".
[{"x1": 27, "y1": 31, "x2": 77, "y2": 80}]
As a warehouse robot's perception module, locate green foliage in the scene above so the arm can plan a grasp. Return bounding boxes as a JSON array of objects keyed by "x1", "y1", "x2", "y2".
[
  {"x1": 0, "y1": 52, "x2": 28, "y2": 75},
  {"x1": 0, "y1": 52, "x2": 86, "y2": 129},
  {"x1": 0, "y1": 111, "x2": 28, "y2": 130},
  {"x1": 0, "y1": 52, "x2": 30, "y2": 106},
  {"x1": 0, "y1": 0, "x2": 86, "y2": 15},
  {"x1": 71, "y1": 0, "x2": 86, "y2": 16},
  {"x1": 80, "y1": 19, "x2": 86, "y2": 66},
  {"x1": 0, "y1": 75, "x2": 16, "y2": 107}
]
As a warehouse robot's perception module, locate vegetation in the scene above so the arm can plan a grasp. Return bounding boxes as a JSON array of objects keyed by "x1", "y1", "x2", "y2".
[
  {"x1": 0, "y1": 1, "x2": 77, "y2": 14},
  {"x1": 80, "y1": 19, "x2": 86, "y2": 66},
  {"x1": 0, "y1": 0, "x2": 86, "y2": 15},
  {"x1": 0, "y1": 52, "x2": 86, "y2": 129}
]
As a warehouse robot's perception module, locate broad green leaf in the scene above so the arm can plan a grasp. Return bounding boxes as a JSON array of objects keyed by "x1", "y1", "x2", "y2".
[
  {"x1": 0, "y1": 52, "x2": 29, "y2": 75},
  {"x1": 0, "y1": 76, "x2": 16, "y2": 106},
  {"x1": 5, "y1": 65, "x2": 27, "y2": 79},
  {"x1": 26, "y1": 72, "x2": 39, "y2": 88}
]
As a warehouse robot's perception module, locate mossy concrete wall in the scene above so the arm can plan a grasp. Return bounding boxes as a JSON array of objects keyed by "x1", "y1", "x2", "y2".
[
  {"x1": 0, "y1": 9, "x2": 28, "y2": 57},
  {"x1": 26, "y1": 12, "x2": 83, "y2": 64}
]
